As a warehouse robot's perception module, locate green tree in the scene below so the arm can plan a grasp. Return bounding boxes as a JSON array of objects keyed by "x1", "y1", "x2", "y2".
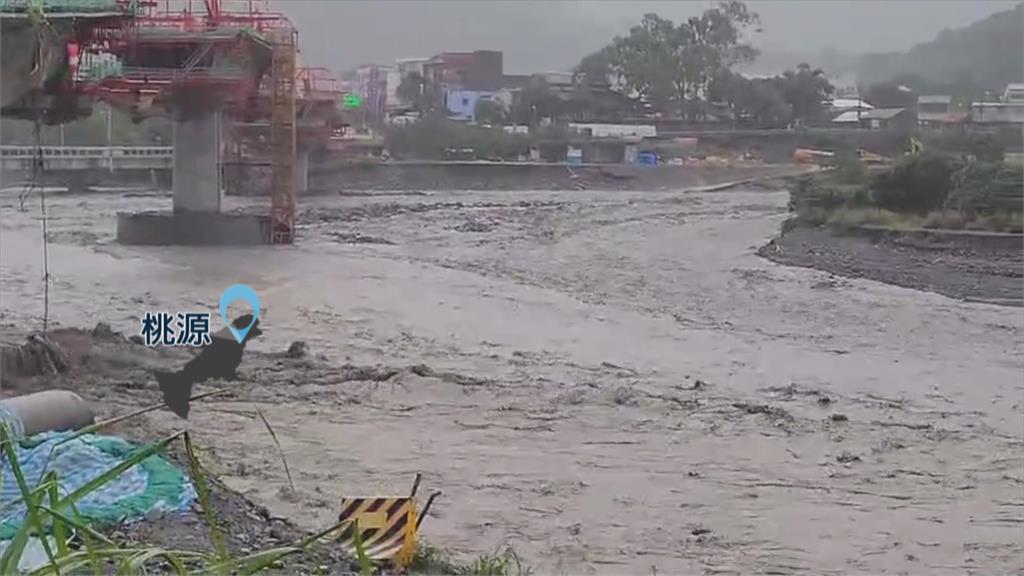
[
  {"x1": 773, "y1": 63, "x2": 834, "y2": 125},
  {"x1": 396, "y1": 72, "x2": 440, "y2": 114},
  {"x1": 473, "y1": 98, "x2": 507, "y2": 125},
  {"x1": 680, "y1": 0, "x2": 761, "y2": 118},
  {"x1": 574, "y1": 1, "x2": 760, "y2": 118},
  {"x1": 710, "y1": 70, "x2": 789, "y2": 128},
  {"x1": 512, "y1": 76, "x2": 562, "y2": 127},
  {"x1": 862, "y1": 80, "x2": 916, "y2": 109}
]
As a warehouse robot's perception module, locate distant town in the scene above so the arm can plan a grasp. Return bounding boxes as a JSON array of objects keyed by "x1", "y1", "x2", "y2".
[{"x1": 334, "y1": 46, "x2": 1022, "y2": 165}]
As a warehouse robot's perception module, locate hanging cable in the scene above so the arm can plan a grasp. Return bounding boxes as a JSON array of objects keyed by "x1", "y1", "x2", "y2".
[{"x1": 32, "y1": 112, "x2": 51, "y2": 334}]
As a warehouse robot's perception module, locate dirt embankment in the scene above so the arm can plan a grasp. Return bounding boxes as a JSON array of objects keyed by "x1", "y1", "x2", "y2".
[
  {"x1": 0, "y1": 325, "x2": 361, "y2": 575},
  {"x1": 760, "y1": 225, "x2": 1024, "y2": 306},
  {"x1": 225, "y1": 162, "x2": 811, "y2": 195}
]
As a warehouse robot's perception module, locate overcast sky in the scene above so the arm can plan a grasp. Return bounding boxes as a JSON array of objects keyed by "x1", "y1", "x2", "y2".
[{"x1": 272, "y1": 0, "x2": 1019, "y2": 75}]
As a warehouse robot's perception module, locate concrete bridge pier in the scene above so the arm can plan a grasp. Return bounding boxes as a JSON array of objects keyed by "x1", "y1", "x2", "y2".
[
  {"x1": 117, "y1": 110, "x2": 271, "y2": 246},
  {"x1": 172, "y1": 111, "x2": 222, "y2": 213}
]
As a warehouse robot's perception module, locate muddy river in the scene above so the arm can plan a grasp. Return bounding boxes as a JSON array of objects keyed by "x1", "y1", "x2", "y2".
[{"x1": 1, "y1": 184, "x2": 1022, "y2": 574}]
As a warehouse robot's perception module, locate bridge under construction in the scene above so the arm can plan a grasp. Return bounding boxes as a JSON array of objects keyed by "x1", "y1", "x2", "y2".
[{"x1": 1, "y1": 0, "x2": 343, "y2": 245}]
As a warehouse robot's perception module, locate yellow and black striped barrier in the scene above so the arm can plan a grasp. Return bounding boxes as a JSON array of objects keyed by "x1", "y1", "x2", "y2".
[{"x1": 336, "y1": 474, "x2": 441, "y2": 569}]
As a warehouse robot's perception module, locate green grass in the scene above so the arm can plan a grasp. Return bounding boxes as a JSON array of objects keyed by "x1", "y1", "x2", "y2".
[
  {"x1": 823, "y1": 207, "x2": 1024, "y2": 234},
  {"x1": 1003, "y1": 152, "x2": 1024, "y2": 167},
  {"x1": 790, "y1": 159, "x2": 1023, "y2": 234},
  {"x1": 0, "y1": 410, "x2": 348, "y2": 575},
  {"x1": 411, "y1": 542, "x2": 532, "y2": 576}
]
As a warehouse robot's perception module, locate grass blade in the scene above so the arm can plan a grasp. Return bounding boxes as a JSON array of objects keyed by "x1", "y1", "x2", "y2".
[
  {"x1": 65, "y1": 389, "x2": 232, "y2": 442},
  {"x1": 68, "y1": 503, "x2": 102, "y2": 576},
  {"x1": 35, "y1": 506, "x2": 116, "y2": 548},
  {"x1": 44, "y1": 472, "x2": 69, "y2": 557},
  {"x1": 182, "y1": 431, "x2": 228, "y2": 568},
  {"x1": 32, "y1": 548, "x2": 208, "y2": 576},
  {"x1": 119, "y1": 548, "x2": 188, "y2": 575},
  {"x1": 0, "y1": 424, "x2": 59, "y2": 573},
  {"x1": 252, "y1": 405, "x2": 294, "y2": 492},
  {"x1": 0, "y1": 488, "x2": 44, "y2": 574},
  {"x1": 30, "y1": 545, "x2": 136, "y2": 573},
  {"x1": 352, "y1": 524, "x2": 373, "y2": 576}
]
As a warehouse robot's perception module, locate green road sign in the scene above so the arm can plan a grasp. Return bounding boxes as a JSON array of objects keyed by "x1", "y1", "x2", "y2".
[{"x1": 342, "y1": 93, "x2": 362, "y2": 109}]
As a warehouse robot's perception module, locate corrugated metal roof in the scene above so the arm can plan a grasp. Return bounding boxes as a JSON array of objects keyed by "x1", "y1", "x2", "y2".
[
  {"x1": 829, "y1": 98, "x2": 873, "y2": 110},
  {"x1": 832, "y1": 110, "x2": 862, "y2": 123},
  {"x1": 860, "y1": 108, "x2": 907, "y2": 120}
]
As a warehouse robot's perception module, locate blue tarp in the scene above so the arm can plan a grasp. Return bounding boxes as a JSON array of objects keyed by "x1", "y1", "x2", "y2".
[{"x1": 0, "y1": 430, "x2": 197, "y2": 538}]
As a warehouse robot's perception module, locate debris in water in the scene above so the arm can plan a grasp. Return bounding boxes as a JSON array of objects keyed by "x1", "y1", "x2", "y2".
[
  {"x1": 733, "y1": 402, "x2": 792, "y2": 421},
  {"x1": 836, "y1": 451, "x2": 862, "y2": 464},
  {"x1": 328, "y1": 232, "x2": 396, "y2": 245},
  {"x1": 613, "y1": 386, "x2": 638, "y2": 406},
  {"x1": 91, "y1": 322, "x2": 120, "y2": 340},
  {"x1": 830, "y1": 413, "x2": 849, "y2": 422},
  {"x1": 454, "y1": 220, "x2": 495, "y2": 233},
  {"x1": 286, "y1": 341, "x2": 308, "y2": 359}
]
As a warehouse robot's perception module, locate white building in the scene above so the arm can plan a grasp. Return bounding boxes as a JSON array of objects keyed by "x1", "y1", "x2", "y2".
[
  {"x1": 971, "y1": 84, "x2": 1024, "y2": 125},
  {"x1": 1003, "y1": 83, "x2": 1024, "y2": 103},
  {"x1": 917, "y1": 95, "x2": 954, "y2": 126},
  {"x1": 828, "y1": 97, "x2": 873, "y2": 125},
  {"x1": 395, "y1": 57, "x2": 430, "y2": 79}
]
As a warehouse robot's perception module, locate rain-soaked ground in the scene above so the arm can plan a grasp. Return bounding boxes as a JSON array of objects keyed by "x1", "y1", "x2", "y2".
[{"x1": 1, "y1": 183, "x2": 1022, "y2": 574}]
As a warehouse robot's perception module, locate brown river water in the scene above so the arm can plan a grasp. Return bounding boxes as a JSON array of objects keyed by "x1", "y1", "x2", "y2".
[{"x1": 1, "y1": 184, "x2": 1022, "y2": 574}]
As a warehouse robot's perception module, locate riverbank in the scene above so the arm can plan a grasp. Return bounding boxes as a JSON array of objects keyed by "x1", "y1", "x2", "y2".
[
  {"x1": 225, "y1": 161, "x2": 811, "y2": 195},
  {"x1": 760, "y1": 224, "x2": 1024, "y2": 306}
]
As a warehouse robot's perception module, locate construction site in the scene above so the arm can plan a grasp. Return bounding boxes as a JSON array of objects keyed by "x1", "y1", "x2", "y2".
[
  {"x1": 1, "y1": 1, "x2": 1023, "y2": 575},
  {"x1": 2, "y1": 0, "x2": 345, "y2": 246}
]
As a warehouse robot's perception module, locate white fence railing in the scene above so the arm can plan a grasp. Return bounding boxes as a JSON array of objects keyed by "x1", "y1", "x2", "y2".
[{"x1": 0, "y1": 146, "x2": 173, "y2": 160}]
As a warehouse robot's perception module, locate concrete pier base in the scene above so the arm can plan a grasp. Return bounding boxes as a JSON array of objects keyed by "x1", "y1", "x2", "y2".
[
  {"x1": 173, "y1": 111, "x2": 222, "y2": 213},
  {"x1": 116, "y1": 211, "x2": 270, "y2": 246}
]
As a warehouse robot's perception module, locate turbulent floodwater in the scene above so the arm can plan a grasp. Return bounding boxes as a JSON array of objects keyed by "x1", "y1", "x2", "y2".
[{"x1": 1, "y1": 185, "x2": 1023, "y2": 574}]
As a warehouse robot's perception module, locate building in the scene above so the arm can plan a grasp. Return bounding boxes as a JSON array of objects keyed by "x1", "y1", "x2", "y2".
[
  {"x1": 384, "y1": 68, "x2": 401, "y2": 111},
  {"x1": 971, "y1": 84, "x2": 1024, "y2": 125},
  {"x1": 828, "y1": 97, "x2": 873, "y2": 125},
  {"x1": 916, "y1": 95, "x2": 968, "y2": 127},
  {"x1": 424, "y1": 50, "x2": 503, "y2": 91},
  {"x1": 827, "y1": 97, "x2": 873, "y2": 114},
  {"x1": 395, "y1": 57, "x2": 430, "y2": 79},
  {"x1": 971, "y1": 101, "x2": 1024, "y2": 125},
  {"x1": 443, "y1": 89, "x2": 496, "y2": 122},
  {"x1": 1004, "y1": 83, "x2": 1024, "y2": 103},
  {"x1": 568, "y1": 123, "x2": 656, "y2": 138},
  {"x1": 917, "y1": 95, "x2": 950, "y2": 125},
  {"x1": 345, "y1": 64, "x2": 395, "y2": 127},
  {"x1": 859, "y1": 108, "x2": 915, "y2": 131},
  {"x1": 415, "y1": 50, "x2": 506, "y2": 122}
]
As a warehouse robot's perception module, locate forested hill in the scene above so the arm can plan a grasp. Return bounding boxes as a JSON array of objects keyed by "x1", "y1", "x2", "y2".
[{"x1": 853, "y1": 3, "x2": 1023, "y2": 91}]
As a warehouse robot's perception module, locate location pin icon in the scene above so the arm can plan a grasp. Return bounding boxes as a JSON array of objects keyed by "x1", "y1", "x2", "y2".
[{"x1": 219, "y1": 284, "x2": 261, "y2": 343}]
